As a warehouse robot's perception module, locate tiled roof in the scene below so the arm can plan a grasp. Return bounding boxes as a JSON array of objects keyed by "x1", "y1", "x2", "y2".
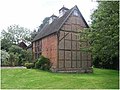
[{"x1": 32, "y1": 5, "x2": 88, "y2": 42}]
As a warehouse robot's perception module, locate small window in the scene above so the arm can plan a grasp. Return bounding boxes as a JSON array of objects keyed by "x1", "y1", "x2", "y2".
[
  {"x1": 49, "y1": 18, "x2": 53, "y2": 24},
  {"x1": 73, "y1": 10, "x2": 78, "y2": 16}
]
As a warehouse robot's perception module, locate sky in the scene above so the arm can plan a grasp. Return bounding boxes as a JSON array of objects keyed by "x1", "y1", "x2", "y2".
[{"x1": 0, "y1": 0, "x2": 98, "y2": 31}]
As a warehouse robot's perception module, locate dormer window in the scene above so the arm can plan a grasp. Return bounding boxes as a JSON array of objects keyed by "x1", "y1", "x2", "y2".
[
  {"x1": 59, "y1": 6, "x2": 69, "y2": 17},
  {"x1": 73, "y1": 10, "x2": 79, "y2": 16},
  {"x1": 59, "y1": 10, "x2": 64, "y2": 17},
  {"x1": 49, "y1": 14, "x2": 58, "y2": 24},
  {"x1": 49, "y1": 18, "x2": 53, "y2": 24}
]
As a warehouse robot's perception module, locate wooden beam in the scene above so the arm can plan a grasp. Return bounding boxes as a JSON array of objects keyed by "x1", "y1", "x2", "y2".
[
  {"x1": 61, "y1": 29, "x2": 79, "y2": 33},
  {"x1": 59, "y1": 32, "x2": 69, "y2": 42},
  {"x1": 64, "y1": 39, "x2": 79, "y2": 42},
  {"x1": 57, "y1": 32, "x2": 59, "y2": 68},
  {"x1": 59, "y1": 49, "x2": 81, "y2": 51},
  {"x1": 64, "y1": 30, "x2": 65, "y2": 68},
  {"x1": 71, "y1": 25, "x2": 73, "y2": 68}
]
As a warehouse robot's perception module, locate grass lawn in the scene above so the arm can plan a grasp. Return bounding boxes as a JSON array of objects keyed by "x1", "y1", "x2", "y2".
[{"x1": 1, "y1": 68, "x2": 119, "y2": 89}]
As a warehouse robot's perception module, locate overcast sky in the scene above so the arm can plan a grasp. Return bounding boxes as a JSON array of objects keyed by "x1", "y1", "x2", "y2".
[{"x1": 0, "y1": 0, "x2": 98, "y2": 31}]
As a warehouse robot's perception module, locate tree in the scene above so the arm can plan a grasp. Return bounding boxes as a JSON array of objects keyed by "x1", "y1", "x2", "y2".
[
  {"x1": 1, "y1": 38, "x2": 13, "y2": 51},
  {"x1": 8, "y1": 45, "x2": 23, "y2": 66},
  {"x1": 8, "y1": 45, "x2": 33, "y2": 66},
  {"x1": 1, "y1": 24, "x2": 31, "y2": 44},
  {"x1": 38, "y1": 17, "x2": 50, "y2": 32},
  {"x1": 81, "y1": 1, "x2": 119, "y2": 70},
  {"x1": 9, "y1": 52, "x2": 19, "y2": 66},
  {"x1": 8, "y1": 45, "x2": 23, "y2": 54},
  {"x1": 30, "y1": 30, "x2": 37, "y2": 40}
]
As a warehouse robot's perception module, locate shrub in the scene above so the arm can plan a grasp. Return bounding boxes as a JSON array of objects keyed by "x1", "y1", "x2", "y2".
[
  {"x1": 35, "y1": 55, "x2": 51, "y2": 71},
  {"x1": 24, "y1": 63, "x2": 34, "y2": 69},
  {"x1": 8, "y1": 45, "x2": 33, "y2": 66},
  {"x1": 1, "y1": 50, "x2": 10, "y2": 66},
  {"x1": 9, "y1": 52, "x2": 19, "y2": 66}
]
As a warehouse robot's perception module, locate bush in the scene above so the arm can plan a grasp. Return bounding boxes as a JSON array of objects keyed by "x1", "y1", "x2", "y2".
[
  {"x1": 24, "y1": 63, "x2": 34, "y2": 69},
  {"x1": 35, "y1": 55, "x2": 51, "y2": 71},
  {"x1": 8, "y1": 45, "x2": 33, "y2": 66},
  {"x1": 1, "y1": 50, "x2": 10, "y2": 66},
  {"x1": 9, "y1": 53, "x2": 19, "y2": 66}
]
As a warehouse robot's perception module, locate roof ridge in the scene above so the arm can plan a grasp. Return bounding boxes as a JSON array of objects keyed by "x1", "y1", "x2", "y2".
[
  {"x1": 74, "y1": 5, "x2": 89, "y2": 28},
  {"x1": 32, "y1": 6, "x2": 74, "y2": 42},
  {"x1": 32, "y1": 5, "x2": 89, "y2": 42},
  {"x1": 57, "y1": 6, "x2": 75, "y2": 32}
]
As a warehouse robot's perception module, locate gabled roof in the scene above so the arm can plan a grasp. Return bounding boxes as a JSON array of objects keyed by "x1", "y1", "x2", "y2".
[
  {"x1": 32, "y1": 5, "x2": 89, "y2": 42},
  {"x1": 18, "y1": 41, "x2": 27, "y2": 49}
]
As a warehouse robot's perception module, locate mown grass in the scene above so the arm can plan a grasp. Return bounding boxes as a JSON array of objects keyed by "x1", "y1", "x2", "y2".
[{"x1": 1, "y1": 68, "x2": 119, "y2": 89}]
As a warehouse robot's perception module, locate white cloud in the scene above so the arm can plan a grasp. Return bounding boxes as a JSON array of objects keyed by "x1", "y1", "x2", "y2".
[{"x1": 0, "y1": 0, "x2": 98, "y2": 31}]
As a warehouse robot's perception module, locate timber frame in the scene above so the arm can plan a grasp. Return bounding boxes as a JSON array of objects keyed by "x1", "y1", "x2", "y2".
[
  {"x1": 32, "y1": 5, "x2": 93, "y2": 73},
  {"x1": 56, "y1": 11, "x2": 92, "y2": 71}
]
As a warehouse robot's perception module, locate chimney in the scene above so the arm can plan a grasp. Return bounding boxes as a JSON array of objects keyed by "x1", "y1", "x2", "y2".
[
  {"x1": 59, "y1": 5, "x2": 69, "y2": 17},
  {"x1": 49, "y1": 14, "x2": 58, "y2": 24}
]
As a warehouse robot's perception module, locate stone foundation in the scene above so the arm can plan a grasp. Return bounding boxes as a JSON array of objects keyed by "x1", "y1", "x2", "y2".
[{"x1": 50, "y1": 67, "x2": 93, "y2": 73}]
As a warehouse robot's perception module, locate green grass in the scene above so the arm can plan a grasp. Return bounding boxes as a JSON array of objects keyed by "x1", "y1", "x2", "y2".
[{"x1": 1, "y1": 68, "x2": 119, "y2": 89}]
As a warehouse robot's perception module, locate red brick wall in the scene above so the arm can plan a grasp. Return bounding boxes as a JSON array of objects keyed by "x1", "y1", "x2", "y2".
[
  {"x1": 41, "y1": 34, "x2": 58, "y2": 68},
  {"x1": 32, "y1": 34, "x2": 58, "y2": 68}
]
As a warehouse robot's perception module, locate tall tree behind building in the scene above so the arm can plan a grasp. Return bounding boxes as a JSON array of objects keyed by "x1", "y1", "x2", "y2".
[
  {"x1": 38, "y1": 17, "x2": 50, "y2": 32},
  {"x1": 81, "y1": 1, "x2": 119, "y2": 70}
]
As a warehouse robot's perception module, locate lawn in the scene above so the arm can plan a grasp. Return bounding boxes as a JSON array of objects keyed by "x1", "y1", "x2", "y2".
[{"x1": 1, "y1": 68, "x2": 119, "y2": 89}]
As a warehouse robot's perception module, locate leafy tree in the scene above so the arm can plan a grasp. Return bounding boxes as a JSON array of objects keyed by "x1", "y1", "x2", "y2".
[
  {"x1": 38, "y1": 17, "x2": 50, "y2": 32},
  {"x1": 8, "y1": 45, "x2": 33, "y2": 66},
  {"x1": 19, "y1": 50, "x2": 32, "y2": 65},
  {"x1": 81, "y1": 1, "x2": 119, "y2": 70},
  {"x1": 1, "y1": 38, "x2": 13, "y2": 51},
  {"x1": 30, "y1": 30, "x2": 37, "y2": 40},
  {"x1": 9, "y1": 45, "x2": 23, "y2": 54},
  {"x1": 25, "y1": 50, "x2": 33, "y2": 63},
  {"x1": 1, "y1": 24, "x2": 31, "y2": 45},
  {"x1": 8, "y1": 45, "x2": 23, "y2": 66},
  {"x1": 9, "y1": 52, "x2": 19, "y2": 66}
]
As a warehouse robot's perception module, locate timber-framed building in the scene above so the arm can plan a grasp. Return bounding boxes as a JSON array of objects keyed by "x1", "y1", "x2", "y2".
[{"x1": 32, "y1": 5, "x2": 92, "y2": 72}]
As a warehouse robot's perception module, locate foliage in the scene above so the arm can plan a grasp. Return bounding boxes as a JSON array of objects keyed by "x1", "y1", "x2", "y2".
[
  {"x1": 8, "y1": 45, "x2": 23, "y2": 66},
  {"x1": 9, "y1": 53, "x2": 19, "y2": 66},
  {"x1": 81, "y1": 1, "x2": 119, "y2": 70},
  {"x1": 9, "y1": 45, "x2": 23, "y2": 54},
  {"x1": 35, "y1": 55, "x2": 51, "y2": 70},
  {"x1": 38, "y1": 17, "x2": 50, "y2": 32},
  {"x1": 1, "y1": 38, "x2": 13, "y2": 51},
  {"x1": 30, "y1": 30, "x2": 37, "y2": 40},
  {"x1": 1, "y1": 45, "x2": 32, "y2": 66},
  {"x1": 8, "y1": 45, "x2": 32, "y2": 66},
  {"x1": 79, "y1": 29, "x2": 91, "y2": 52},
  {"x1": 24, "y1": 63, "x2": 34, "y2": 69},
  {"x1": 19, "y1": 49, "x2": 32, "y2": 65},
  {"x1": 1, "y1": 50, "x2": 10, "y2": 66},
  {"x1": 1, "y1": 68, "x2": 119, "y2": 89},
  {"x1": 1, "y1": 24, "x2": 31, "y2": 45},
  {"x1": 25, "y1": 50, "x2": 33, "y2": 63}
]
